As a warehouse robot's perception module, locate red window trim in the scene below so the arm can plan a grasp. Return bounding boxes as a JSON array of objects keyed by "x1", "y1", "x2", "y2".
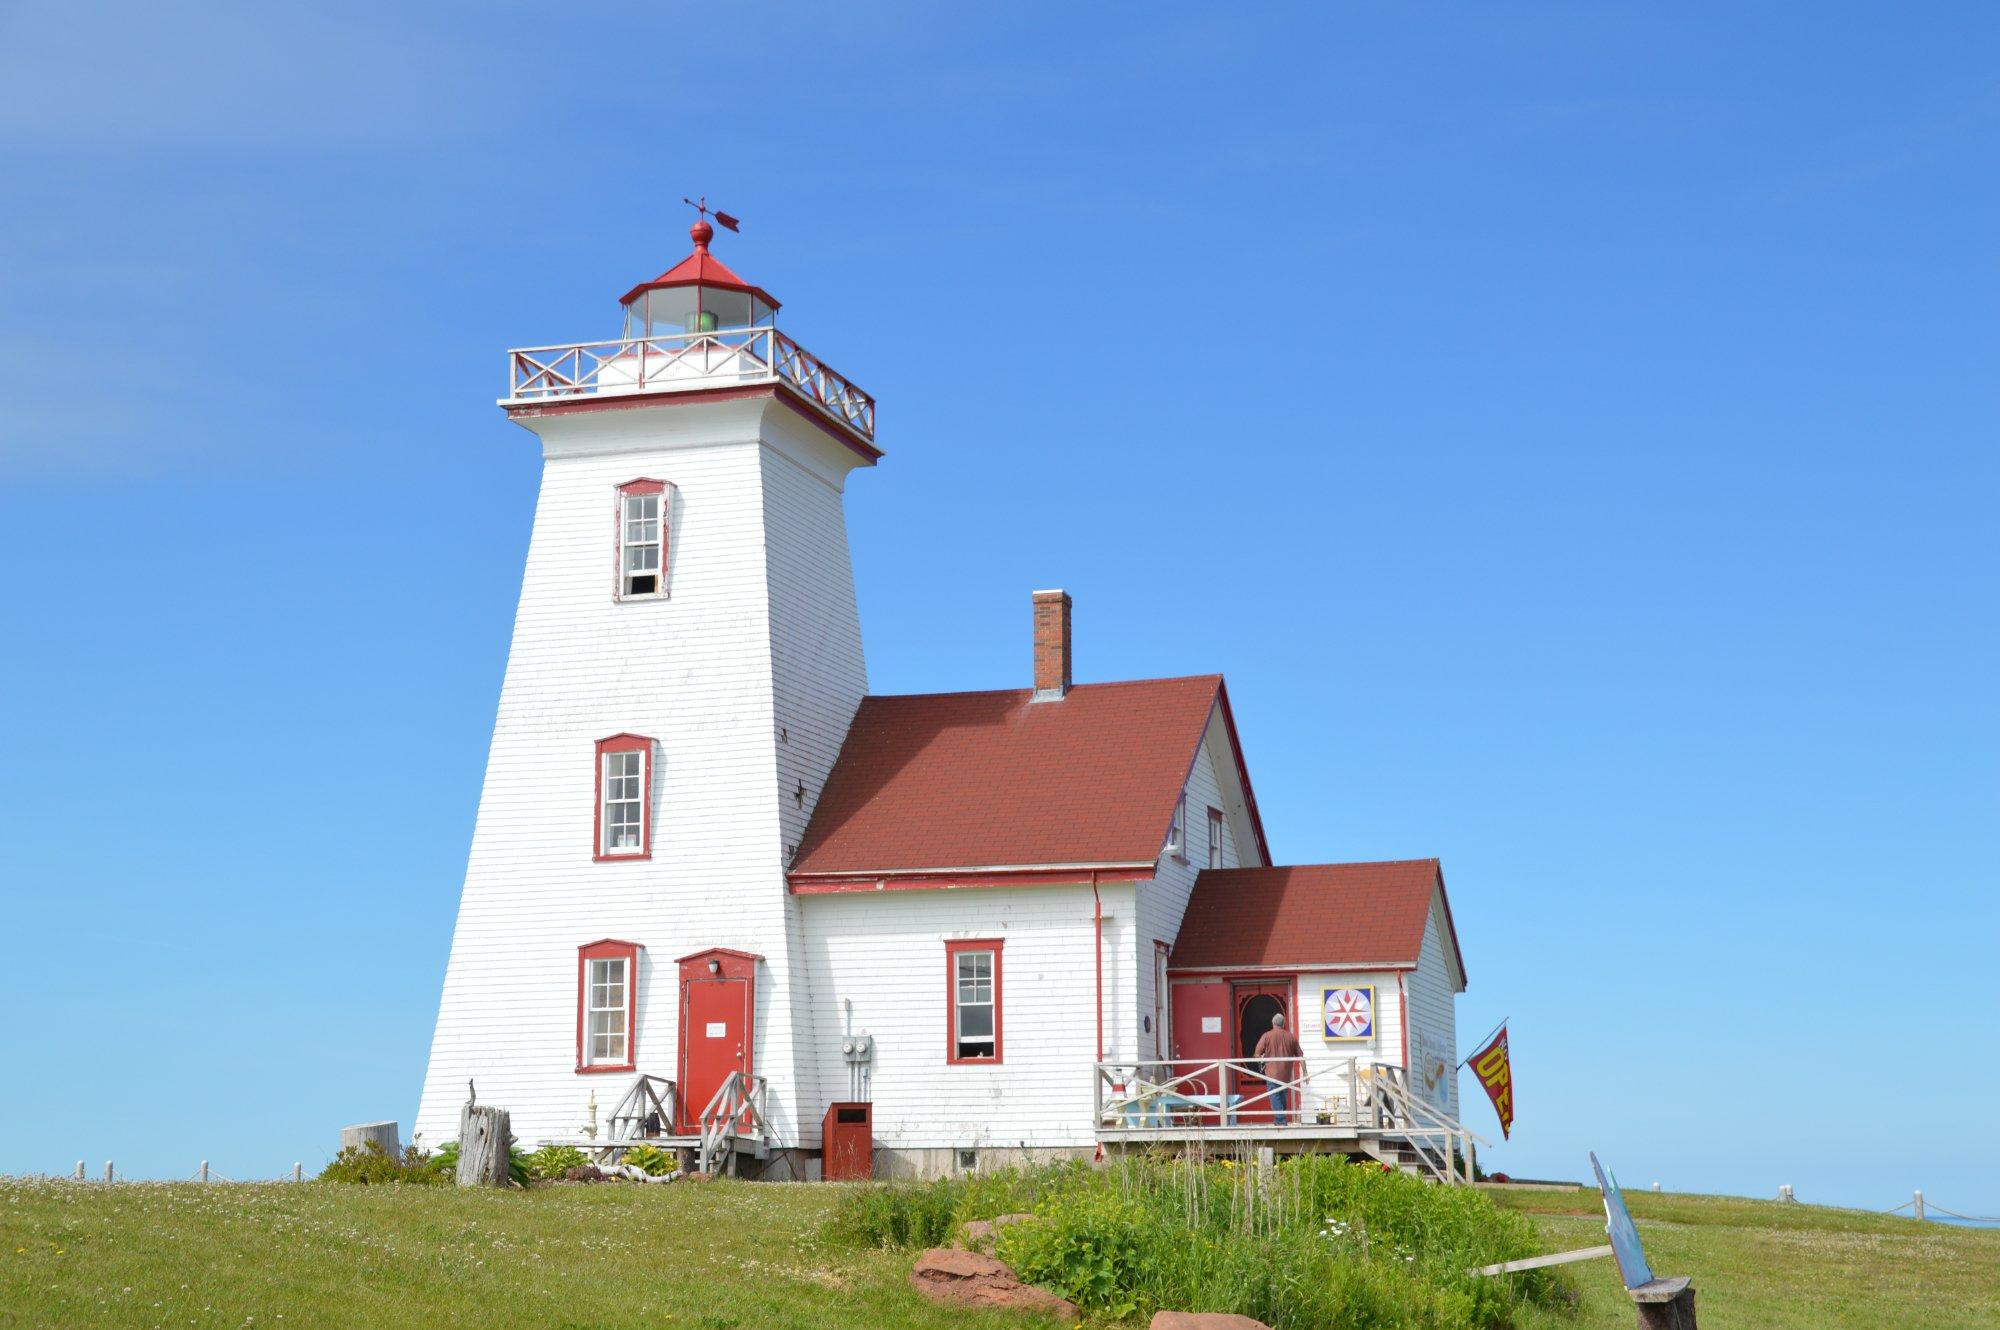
[
  {"x1": 944, "y1": 938, "x2": 1004, "y2": 1065},
  {"x1": 576, "y1": 938, "x2": 641, "y2": 1075},
  {"x1": 613, "y1": 478, "x2": 670, "y2": 603},
  {"x1": 593, "y1": 734, "x2": 654, "y2": 862}
]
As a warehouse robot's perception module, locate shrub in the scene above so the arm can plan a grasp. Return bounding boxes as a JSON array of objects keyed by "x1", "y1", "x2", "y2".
[
  {"x1": 524, "y1": 1145, "x2": 589, "y2": 1181},
  {"x1": 427, "y1": 1141, "x2": 460, "y2": 1179},
  {"x1": 622, "y1": 1144, "x2": 675, "y2": 1177},
  {"x1": 828, "y1": 1155, "x2": 1571, "y2": 1330},
  {"x1": 318, "y1": 1141, "x2": 450, "y2": 1187},
  {"x1": 997, "y1": 1193, "x2": 1154, "y2": 1318}
]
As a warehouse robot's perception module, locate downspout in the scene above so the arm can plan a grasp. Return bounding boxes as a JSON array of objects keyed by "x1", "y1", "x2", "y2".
[
  {"x1": 1093, "y1": 871, "x2": 1105, "y2": 1163},
  {"x1": 1093, "y1": 872, "x2": 1104, "y2": 1064}
]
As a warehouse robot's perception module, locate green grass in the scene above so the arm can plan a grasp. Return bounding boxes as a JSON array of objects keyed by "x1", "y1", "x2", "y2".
[
  {"x1": 1486, "y1": 1185, "x2": 2000, "y2": 1329},
  {"x1": 1, "y1": 1176, "x2": 1994, "y2": 1329},
  {"x1": 0, "y1": 1178, "x2": 1049, "y2": 1330}
]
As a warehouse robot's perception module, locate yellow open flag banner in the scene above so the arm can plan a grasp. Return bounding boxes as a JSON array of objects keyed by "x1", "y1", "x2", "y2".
[{"x1": 1470, "y1": 1024, "x2": 1514, "y2": 1139}]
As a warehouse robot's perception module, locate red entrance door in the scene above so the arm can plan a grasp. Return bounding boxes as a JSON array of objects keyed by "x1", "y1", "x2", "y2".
[
  {"x1": 676, "y1": 949, "x2": 759, "y2": 1134},
  {"x1": 1169, "y1": 978, "x2": 1229, "y2": 1103}
]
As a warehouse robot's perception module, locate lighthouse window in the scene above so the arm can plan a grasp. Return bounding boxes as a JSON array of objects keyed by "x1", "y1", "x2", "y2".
[
  {"x1": 585, "y1": 957, "x2": 629, "y2": 1065},
  {"x1": 575, "y1": 939, "x2": 639, "y2": 1073},
  {"x1": 594, "y1": 735, "x2": 653, "y2": 860},
  {"x1": 603, "y1": 751, "x2": 644, "y2": 852},
  {"x1": 616, "y1": 482, "x2": 668, "y2": 599}
]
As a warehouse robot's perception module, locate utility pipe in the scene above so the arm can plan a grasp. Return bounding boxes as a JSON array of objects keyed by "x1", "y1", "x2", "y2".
[
  {"x1": 1092, "y1": 872, "x2": 1103, "y2": 1063},
  {"x1": 1093, "y1": 871, "x2": 1105, "y2": 1163}
]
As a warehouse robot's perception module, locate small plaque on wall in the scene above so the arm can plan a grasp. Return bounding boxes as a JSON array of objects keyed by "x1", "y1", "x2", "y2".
[
  {"x1": 1201, "y1": 1016, "x2": 1222, "y2": 1034},
  {"x1": 1322, "y1": 986, "x2": 1375, "y2": 1043},
  {"x1": 705, "y1": 1022, "x2": 728, "y2": 1038}
]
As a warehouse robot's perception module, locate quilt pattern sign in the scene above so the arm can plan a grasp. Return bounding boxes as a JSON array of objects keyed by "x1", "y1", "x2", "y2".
[{"x1": 1321, "y1": 985, "x2": 1374, "y2": 1043}]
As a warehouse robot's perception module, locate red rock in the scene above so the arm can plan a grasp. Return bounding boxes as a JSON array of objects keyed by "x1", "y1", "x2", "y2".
[
  {"x1": 909, "y1": 1248, "x2": 1079, "y2": 1321},
  {"x1": 955, "y1": 1212, "x2": 1035, "y2": 1252},
  {"x1": 1149, "y1": 1313, "x2": 1273, "y2": 1330}
]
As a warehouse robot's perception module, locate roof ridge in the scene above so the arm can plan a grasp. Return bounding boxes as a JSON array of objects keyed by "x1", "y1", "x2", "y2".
[
  {"x1": 861, "y1": 673, "x2": 1222, "y2": 704},
  {"x1": 1200, "y1": 857, "x2": 1440, "y2": 873}
]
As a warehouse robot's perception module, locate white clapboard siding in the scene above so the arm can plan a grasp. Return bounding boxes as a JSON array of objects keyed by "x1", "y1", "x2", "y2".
[
  {"x1": 1404, "y1": 903, "x2": 1463, "y2": 1119},
  {"x1": 798, "y1": 881, "x2": 1135, "y2": 1149},
  {"x1": 1134, "y1": 711, "x2": 1244, "y2": 1057},
  {"x1": 416, "y1": 396, "x2": 869, "y2": 1148}
]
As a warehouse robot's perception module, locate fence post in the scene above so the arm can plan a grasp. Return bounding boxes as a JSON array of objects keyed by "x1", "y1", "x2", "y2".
[
  {"x1": 1914, "y1": 1189, "x2": 1925, "y2": 1221},
  {"x1": 74, "y1": 1161, "x2": 84, "y2": 1181},
  {"x1": 103, "y1": 1161, "x2": 114, "y2": 1183},
  {"x1": 198, "y1": 1160, "x2": 209, "y2": 1184},
  {"x1": 293, "y1": 1163, "x2": 303, "y2": 1183}
]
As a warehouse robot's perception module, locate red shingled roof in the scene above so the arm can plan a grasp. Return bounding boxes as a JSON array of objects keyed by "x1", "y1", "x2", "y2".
[
  {"x1": 790, "y1": 676, "x2": 1265, "y2": 879},
  {"x1": 618, "y1": 244, "x2": 781, "y2": 310},
  {"x1": 1171, "y1": 860, "x2": 1465, "y2": 985}
]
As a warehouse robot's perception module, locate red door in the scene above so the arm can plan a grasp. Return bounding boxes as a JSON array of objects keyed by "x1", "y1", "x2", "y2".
[
  {"x1": 1169, "y1": 978, "x2": 1229, "y2": 1108},
  {"x1": 676, "y1": 949, "x2": 759, "y2": 1134}
]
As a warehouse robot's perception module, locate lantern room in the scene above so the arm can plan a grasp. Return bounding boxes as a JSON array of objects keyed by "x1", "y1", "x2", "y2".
[{"x1": 619, "y1": 218, "x2": 780, "y2": 338}]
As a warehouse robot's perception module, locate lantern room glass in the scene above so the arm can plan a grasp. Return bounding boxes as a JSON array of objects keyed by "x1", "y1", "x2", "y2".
[{"x1": 622, "y1": 285, "x2": 775, "y2": 339}]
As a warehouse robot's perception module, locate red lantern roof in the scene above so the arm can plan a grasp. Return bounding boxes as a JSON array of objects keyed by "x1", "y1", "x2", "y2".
[{"x1": 618, "y1": 218, "x2": 781, "y2": 311}]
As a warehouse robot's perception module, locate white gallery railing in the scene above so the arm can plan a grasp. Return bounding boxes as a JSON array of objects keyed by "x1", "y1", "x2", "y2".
[
  {"x1": 502, "y1": 327, "x2": 876, "y2": 441},
  {"x1": 1092, "y1": 1057, "x2": 1483, "y2": 1185}
]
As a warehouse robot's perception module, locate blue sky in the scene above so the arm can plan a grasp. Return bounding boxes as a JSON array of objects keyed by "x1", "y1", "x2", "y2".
[{"x1": 1, "y1": 1, "x2": 1994, "y2": 1210}]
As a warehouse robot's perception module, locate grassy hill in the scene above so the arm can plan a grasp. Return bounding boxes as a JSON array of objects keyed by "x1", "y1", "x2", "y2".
[
  {"x1": 2, "y1": 1175, "x2": 1994, "y2": 1328},
  {"x1": 1488, "y1": 1184, "x2": 2000, "y2": 1329}
]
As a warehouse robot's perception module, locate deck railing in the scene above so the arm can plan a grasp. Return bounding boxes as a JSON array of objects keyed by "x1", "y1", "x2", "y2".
[
  {"x1": 502, "y1": 327, "x2": 876, "y2": 441},
  {"x1": 696, "y1": 1070, "x2": 772, "y2": 1174},
  {"x1": 1093, "y1": 1058, "x2": 1483, "y2": 1184},
  {"x1": 606, "y1": 1073, "x2": 677, "y2": 1141}
]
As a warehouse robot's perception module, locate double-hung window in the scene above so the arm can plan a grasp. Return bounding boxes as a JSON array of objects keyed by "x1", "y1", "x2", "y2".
[
  {"x1": 1207, "y1": 806, "x2": 1225, "y2": 869},
  {"x1": 576, "y1": 939, "x2": 639, "y2": 1073},
  {"x1": 1167, "y1": 792, "x2": 1187, "y2": 859},
  {"x1": 946, "y1": 939, "x2": 1003, "y2": 1063},
  {"x1": 594, "y1": 735, "x2": 653, "y2": 860},
  {"x1": 617, "y1": 480, "x2": 668, "y2": 599}
]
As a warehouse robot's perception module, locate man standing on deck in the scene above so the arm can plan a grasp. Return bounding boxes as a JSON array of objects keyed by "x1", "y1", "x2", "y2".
[{"x1": 1253, "y1": 1012, "x2": 1304, "y2": 1125}]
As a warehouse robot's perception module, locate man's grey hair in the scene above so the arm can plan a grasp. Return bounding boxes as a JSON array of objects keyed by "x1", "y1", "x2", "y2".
[{"x1": 1271, "y1": 1012, "x2": 1286, "y2": 1027}]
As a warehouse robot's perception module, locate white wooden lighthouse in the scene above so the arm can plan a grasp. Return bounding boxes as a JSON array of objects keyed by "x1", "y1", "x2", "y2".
[
  {"x1": 419, "y1": 214, "x2": 1477, "y2": 1180},
  {"x1": 414, "y1": 214, "x2": 881, "y2": 1159}
]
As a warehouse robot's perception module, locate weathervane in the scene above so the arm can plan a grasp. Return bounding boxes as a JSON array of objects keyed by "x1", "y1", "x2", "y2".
[{"x1": 682, "y1": 195, "x2": 741, "y2": 234}]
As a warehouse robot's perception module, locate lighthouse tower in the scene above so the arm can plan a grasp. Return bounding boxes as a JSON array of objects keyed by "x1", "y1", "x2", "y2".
[{"x1": 415, "y1": 215, "x2": 879, "y2": 1156}]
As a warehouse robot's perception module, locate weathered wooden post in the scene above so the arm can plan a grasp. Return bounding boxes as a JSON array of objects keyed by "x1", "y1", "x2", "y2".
[
  {"x1": 198, "y1": 1160, "x2": 210, "y2": 1183},
  {"x1": 73, "y1": 1161, "x2": 84, "y2": 1181},
  {"x1": 1913, "y1": 1189, "x2": 1925, "y2": 1221},
  {"x1": 456, "y1": 1101, "x2": 513, "y2": 1186},
  {"x1": 1631, "y1": 1278, "x2": 1697, "y2": 1330},
  {"x1": 340, "y1": 1121, "x2": 401, "y2": 1159},
  {"x1": 102, "y1": 1161, "x2": 113, "y2": 1183},
  {"x1": 292, "y1": 1162, "x2": 303, "y2": 1183}
]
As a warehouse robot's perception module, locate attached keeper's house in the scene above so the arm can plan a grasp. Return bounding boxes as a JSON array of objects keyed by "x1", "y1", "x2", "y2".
[{"x1": 415, "y1": 219, "x2": 1477, "y2": 1180}]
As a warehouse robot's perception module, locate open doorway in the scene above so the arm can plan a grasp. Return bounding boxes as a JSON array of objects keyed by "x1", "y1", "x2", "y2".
[{"x1": 1232, "y1": 983, "x2": 1291, "y2": 1123}]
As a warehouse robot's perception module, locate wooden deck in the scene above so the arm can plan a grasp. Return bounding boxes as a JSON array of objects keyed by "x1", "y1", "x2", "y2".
[{"x1": 1094, "y1": 1057, "x2": 1484, "y2": 1183}]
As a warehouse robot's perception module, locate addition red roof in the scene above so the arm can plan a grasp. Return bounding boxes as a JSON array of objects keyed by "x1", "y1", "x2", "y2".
[
  {"x1": 1172, "y1": 860, "x2": 1466, "y2": 985},
  {"x1": 789, "y1": 676, "x2": 1268, "y2": 881}
]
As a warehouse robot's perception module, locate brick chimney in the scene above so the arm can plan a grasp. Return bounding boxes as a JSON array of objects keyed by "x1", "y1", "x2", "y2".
[{"x1": 1032, "y1": 589, "x2": 1072, "y2": 701}]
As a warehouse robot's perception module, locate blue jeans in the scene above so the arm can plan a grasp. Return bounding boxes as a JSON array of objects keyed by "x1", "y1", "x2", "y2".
[{"x1": 1268, "y1": 1081, "x2": 1291, "y2": 1125}]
